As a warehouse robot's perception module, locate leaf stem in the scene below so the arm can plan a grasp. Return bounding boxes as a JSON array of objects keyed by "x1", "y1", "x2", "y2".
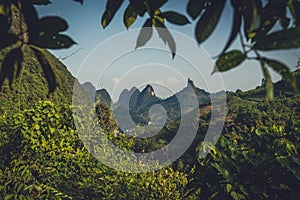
[{"x1": 255, "y1": 51, "x2": 274, "y2": 101}]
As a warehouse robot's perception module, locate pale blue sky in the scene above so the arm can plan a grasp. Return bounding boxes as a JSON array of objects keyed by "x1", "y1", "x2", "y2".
[{"x1": 36, "y1": 0, "x2": 300, "y2": 100}]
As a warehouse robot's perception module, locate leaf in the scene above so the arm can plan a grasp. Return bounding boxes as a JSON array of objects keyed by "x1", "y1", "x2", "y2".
[
  {"x1": 187, "y1": 0, "x2": 206, "y2": 20},
  {"x1": 263, "y1": 57, "x2": 297, "y2": 92},
  {"x1": 0, "y1": 47, "x2": 23, "y2": 90},
  {"x1": 31, "y1": 47, "x2": 57, "y2": 93},
  {"x1": 147, "y1": 0, "x2": 168, "y2": 15},
  {"x1": 219, "y1": 8, "x2": 242, "y2": 55},
  {"x1": 32, "y1": 34, "x2": 76, "y2": 49},
  {"x1": 21, "y1": 1, "x2": 40, "y2": 37},
  {"x1": 154, "y1": 19, "x2": 176, "y2": 59},
  {"x1": 73, "y1": 0, "x2": 83, "y2": 4},
  {"x1": 123, "y1": 4, "x2": 137, "y2": 29},
  {"x1": 226, "y1": 183, "x2": 233, "y2": 193},
  {"x1": 135, "y1": 18, "x2": 153, "y2": 49},
  {"x1": 213, "y1": 50, "x2": 245, "y2": 74},
  {"x1": 16, "y1": 183, "x2": 24, "y2": 193},
  {"x1": 0, "y1": 1, "x2": 10, "y2": 16},
  {"x1": 242, "y1": 0, "x2": 261, "y2": 40},
  {"x1": 158, "y1": 11, "x2": 190, "y2": 25},
  {"x1": 130, "y1": 0, "x2": 147, "y2": 16},
  {"x1": 292, "y1": 0, "x2": 300, "y2": 26},
  {"x1": 0, "y1": 33, "x2": 18, "y2": 49},
  {"x1": 263, "y1": 58, "x2": 290, "y2": 76},
  {"x1": 31, "y1": 0, "x2": 52, "y2": 5},
  {"x1": 101, "y1": 0, "x2": 124, "y2": 28},
  {"x1": 230, "y1": 191, "x2": 239, "y2": 200},
  {"x1": 0, "y1": 1, "x2": 12, "y2": 47},
  {"x1": 253, "y1": 27, "x2": 300, "y2": 50},
  {"x1": 4, "y1": 194, "x2": 14, "y2": 200},
  {"x1": 279, "y1": 16, "x2": 290, "y2": 30},
  {"x1": 39, "y1": 16, "x2": 69, "y2": 33},
  {"x1": 252, "y1": 1, "x2": 285, "y2": 41},
  {"x1": 195, "y1": 0, "x2": 226, "y2": 44}
]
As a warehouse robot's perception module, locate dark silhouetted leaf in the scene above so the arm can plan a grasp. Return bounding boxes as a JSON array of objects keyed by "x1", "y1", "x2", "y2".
[
  {"x1": 242, "y1": 0, "x2": 261, "y2": 40},
  {"x1": 195, "y1": 0, "x2": 225, "y2": 44},
  {"x1": 279, "y1": 16, "x2": 290, "y2": 29},
  {"x1": 0, "y1": 12, "x2": 18, "y2": 49},
  {"x1": 252, "y1": 1, "x2": 285, "y2": 41},
  {"x1": 101, "y1": 0, "x2": 124, "y2": 28},
  {"x1": 31, "y1": 0, "x2": 52, "y2": 5},
  {"x1": 264, "y1": 58, "x2": 290, "y2": 76},
  {"x1": 0, "y1": 1, "x2": 11, "y2": 45},
  {"x1": 73, "y1": 0, "x2": 83, "y2": 4},
  {"x1": 21, "y1": 1, "x2": 40, "y2": 38},
  {"x1": 39, "y1": 16, "x2": 68, "y2": 33},
  {"x1": 292, "y1": 0, "x2": 300, "y2": 26},
  {"x1": 0, "y1": 47, "x2": 23, "y2": 90},
  {"x1": 254, "y1": 27, "x2": 300, "y2": 50},
  {"x1": 264, "y1": 57, "x2": 297, "y2": 91},
  {"x1": 147, "y1": 0, "x2": 168, "y2": 15},
  {"x1": 32, "y1": 47, "x2": 57, "y2": 93},
  {"x1": 187, "y1": 0, "x2": 206, "y2": 20},
  {"x1": 32, "y1": 34, "x2": 76, "y2": 49},
  {"x1": 0, "y1": 33, "x2": 18, "y2": 49},
  {"x1": 219, "y1": 8, "x2": 241, "y2": 55},
  {"x1": 213, "y1": 50, "x2": 245, "y2": 74},
  {"x1": 130, "y1": 0, "x2": 147, "y2": 16},
  {"x1": 135, "y1": 18, "x2": 153, "y2": 49},
  {"x1": 123, "y1": 4, "x2": 137, "y2": 29},
  {"x1": 0, "y1": 1, "x2": 10, "y2": 16},
  {"x1": 154, "y1": 19, "x2": 176, "y2": 59},
  {"x1": 158, "y1": 11, "x2": 190, "y2": 25}
]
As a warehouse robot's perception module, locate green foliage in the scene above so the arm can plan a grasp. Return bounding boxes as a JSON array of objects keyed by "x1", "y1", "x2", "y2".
[
  {"x1": 188, "y1": 97, "x2": 300, "y2": 199},
  {"x1": 0, "y1": 101, "x2": 190, "y2": 199},
  {"x1": 213, "y1": 50, "x2": 246, "y2": 74},
  {"x1": 0, "y1": 45, "x2": 75, "y2": 117}
]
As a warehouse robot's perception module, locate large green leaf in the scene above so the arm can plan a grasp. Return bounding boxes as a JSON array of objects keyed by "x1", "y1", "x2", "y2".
[
  {"x1": 254, "y1": 27, "x2": 300, "y2": 50},
  {"x1": 101, "y1": 0, "x2": 124, "y2": 28},
  {"x1": 123, "y1": 4, "x2": 137, "y2": 29},
  {"x1": 213, "y1": 50, "x2": 245, "y2": 74},
  {"x1": 135, "y1": 18, "x2": 153, "y2": 49},
  {"x1": 187, "y1": 0, "x2": 206, "y2": 20},
  {"x1": 242, "y1": 0, "x2": 261, "y2": 40},
  {"x1": 263, "y1": 58, "x2": 297, "y2": 92},
  {"x1": 158, "y1": 11, "x2": 190, "y2": 25},
  {"x1": 154, "y1": 19, "x2": 176, "y2": 59},
  {"x1": 195, "y1": 0, "x2": 225, "y2": 44},
  {"x1": 264, "y1": 58, "x2": 290, "y2": 76}
]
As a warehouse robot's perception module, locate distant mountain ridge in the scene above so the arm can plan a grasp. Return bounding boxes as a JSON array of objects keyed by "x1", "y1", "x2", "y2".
[{"x1": 82, "y1": 79, "x2": 211, "y2": 130}]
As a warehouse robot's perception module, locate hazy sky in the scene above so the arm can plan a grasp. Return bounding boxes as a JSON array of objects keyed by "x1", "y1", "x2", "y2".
[{"x1": 36, "y1": 0, "x2": 300, "y2": 100}]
